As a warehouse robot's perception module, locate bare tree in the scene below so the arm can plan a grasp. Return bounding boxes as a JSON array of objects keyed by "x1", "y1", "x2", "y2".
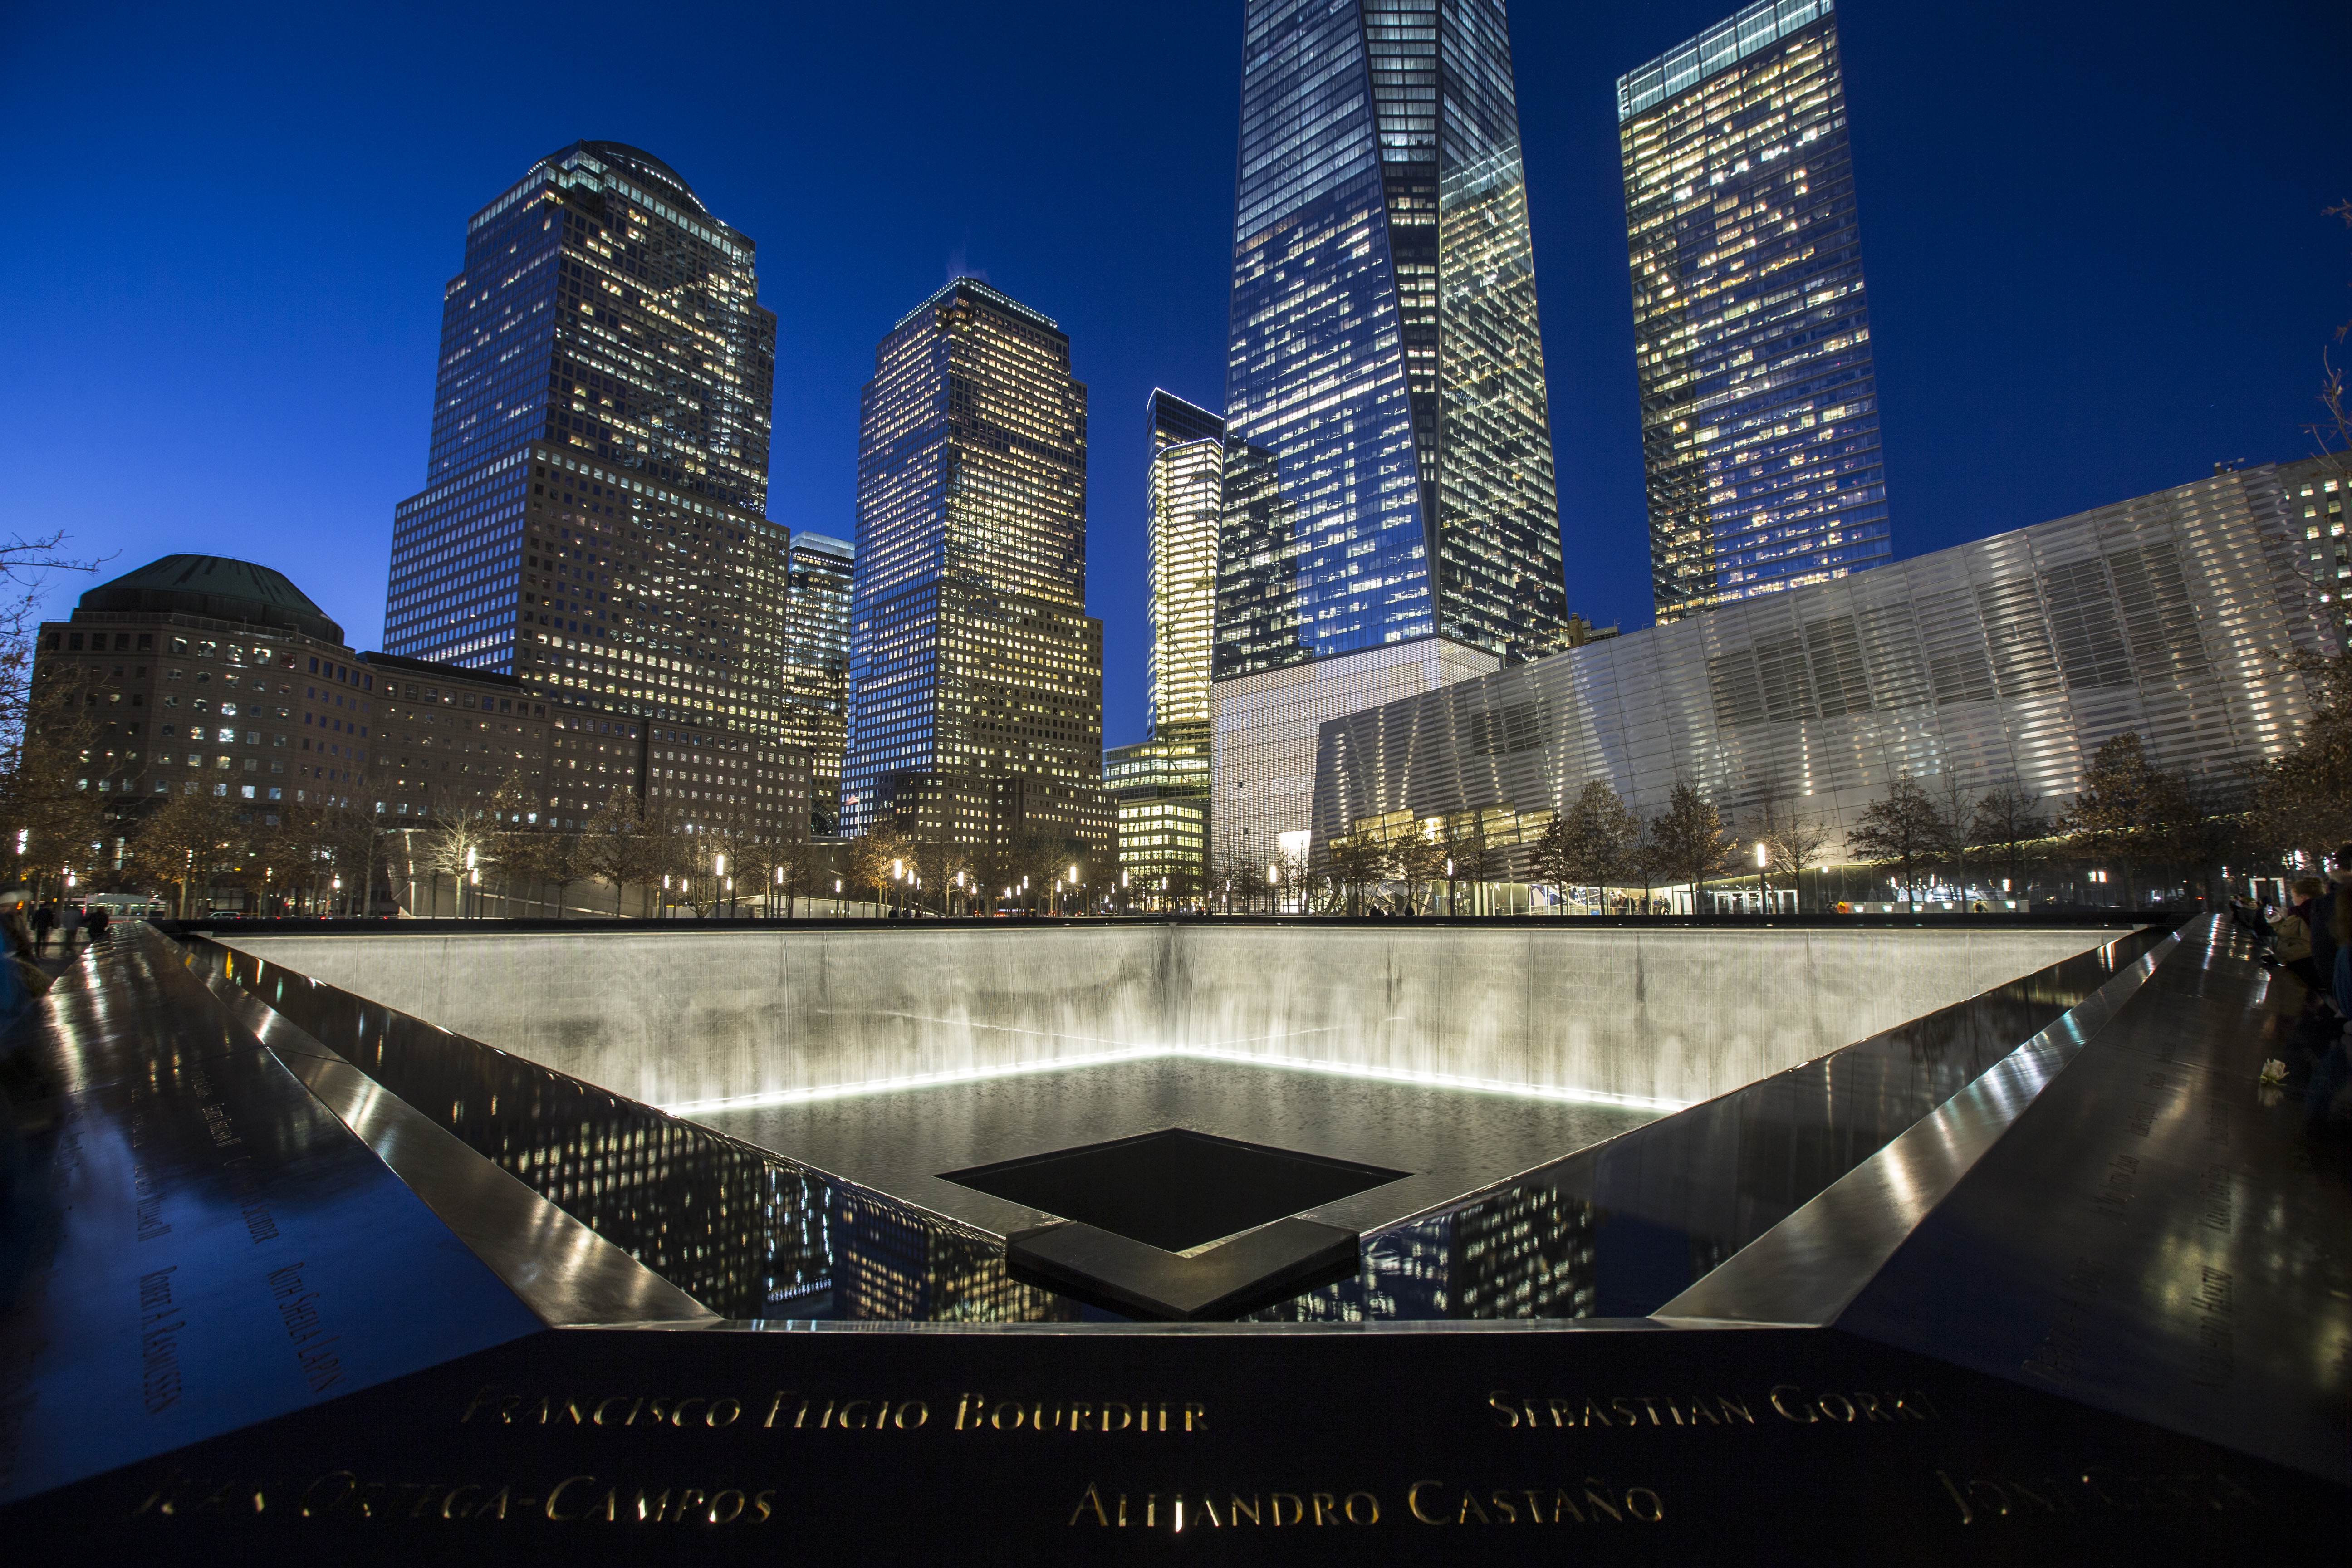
[
  {"x1": 849, "y1": 828, "x2": 916, "y2": 913},
  {"x1": 0, "y1": 669, "x2": 107, "y2": 902},
  {"x1": 1847, "y1": 770, "x2": 1945, "y2": 906},
  {"x1": 583, "y1": 793, "x2": 668, "y2": 917},
  {"x1": 1326, "y1": 833, "x2": 1387, "y2": 916},
  {"x1": 130, "y1": 789, "x2": 241, "y2": 918},
  {"x1": 1650, "y1": 782, "x2": 1737, "y2": 911},
  {"x1": 1539, "y1": 779, "x2": 1640, "y2": 913},
  {"x1": 1392, "y1": 830, "x2": 1446, "y2": 916},
  {"x1": 1433, "y1": 815, "x2": 1494, "y2": 915},
  {"x1": 1753, "y1": 786, "x2": 1832, "y2": 911},
  {"x1": 421, "y1": 794, "x2": 500, "y2": 917},
  {"x1": 1929, "y1": 771, "x2": 1976, "y2": 900},
  {"x1": 1971, "y1": 779, "x2": 2046, "y2": 901},
  {"x1": 1268, "y1": 845, "x2": 1312, "y2": 914},
  {"x1": 0, "y1": 532, "x2": 105, "y2": 762},
  {"x1": 2059, "y1": 734, "x2": 2168, "y2": 906}
]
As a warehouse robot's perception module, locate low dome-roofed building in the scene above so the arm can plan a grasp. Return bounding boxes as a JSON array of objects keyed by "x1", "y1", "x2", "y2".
[{"x1": 79, "y1": 555, "x2": 344, "y2": 644}]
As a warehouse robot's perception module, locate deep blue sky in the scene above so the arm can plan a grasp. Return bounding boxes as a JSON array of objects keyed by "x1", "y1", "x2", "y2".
[{"x1": 3, "y1": 2, "x2": 2345, "y2": 747}]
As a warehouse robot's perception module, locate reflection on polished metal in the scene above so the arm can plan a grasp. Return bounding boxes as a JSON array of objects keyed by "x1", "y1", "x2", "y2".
[
  {"x1": 1259, "y1": 926, "x2": 2178, "y2": 1323},
  {"x1": 693, "y1": 1054, "x2": 1658, "y2": 1245},
  {"x1": 1654, "y1": 924, "x2": 2182, "y2": 1326},
  {"x1": 1313, "y1": 464, "x2": 2325, "y2": 862},
  {"x1": 1839, "y1": 916, "x2": 2352, "y2": 1484},
  {"x1": 177, "y1": 930, "x2": 713, "y2": 1328},
  {"x1": 1009, "y1": 1216, "x2": 1360, "y2": 1322},
  {"x1": 187, "y1": 934, "x2": 831, "y2": 1319},
  {"x1": 8, "y1": 916, "x2": 2345, "y2": 1554},
  {"x1": 0, "y1": 928, "x2": 544, "y2": 1504}
]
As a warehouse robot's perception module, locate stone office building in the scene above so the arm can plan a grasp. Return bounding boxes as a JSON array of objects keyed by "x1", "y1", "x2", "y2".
[
  {"x1": 34, "y1": 556, "x2": 806, "y2": 877},
  {"x1": 1308, "y1": 464, "x2": 2333, "y2": 890},
  {"x1": 34, "y1": 557, "x2": 369, "y2": 847}
]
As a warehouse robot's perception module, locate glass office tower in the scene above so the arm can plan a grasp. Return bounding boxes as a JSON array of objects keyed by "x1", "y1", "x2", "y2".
[
  {"x1": 1220, "y1": 0, "x2": 1568, "y2": 674},
  {"x1": 1618, "y1": 0, "x2": 1892, "y2": 623},
  {"x1": 1118, "y1": 391, "x2": 1224, "y2": 894},
  {"x1": 1212, "y1": 0, "x2": 1569, "y2": 857},
  {"x1": 779, "y1": 530, "x2": 857, "y2": 832},
  {"x1": 1146, "y1": 390, "x2": 1225, "y2": 746},
  {"x1": 841, "y1": 279, "x2": 1110, "y2": 854},
  {"x1": 382, "y1": 142, "x2": 802, "y2": 836}
]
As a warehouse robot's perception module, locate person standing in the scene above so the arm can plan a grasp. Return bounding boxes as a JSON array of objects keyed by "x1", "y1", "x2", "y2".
[
  {"x1": 29, "y1": 902, "x2": 54, "y2": 955},
  {"x1": 84, "y1": 903, "x2": 111, "y2": 946},
  {"x1": 57, "y1": 903, "x2": 82, "y2": 952}
]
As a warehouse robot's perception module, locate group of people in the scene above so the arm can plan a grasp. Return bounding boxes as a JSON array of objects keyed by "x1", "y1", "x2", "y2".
[
  {"x1": 22, "y1": 902, "x2": 109, "y2": 955},
  {"x1": 2243, "y1": 858, "x2": 2352, "y2": 1130}
]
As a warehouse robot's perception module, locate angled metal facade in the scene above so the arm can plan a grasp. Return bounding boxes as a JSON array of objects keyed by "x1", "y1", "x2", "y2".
[{"x1": 1311, "y1": 466, "x2": 2329, "y2": 861}]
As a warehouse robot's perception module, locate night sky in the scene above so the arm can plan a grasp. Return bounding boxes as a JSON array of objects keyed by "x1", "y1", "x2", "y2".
[{"x1": 3, "y1": 1, "x2": 2345, "y2": 748}]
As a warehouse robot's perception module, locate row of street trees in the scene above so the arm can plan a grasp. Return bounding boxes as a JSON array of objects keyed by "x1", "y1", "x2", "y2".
[
  {"x1": 391, "y1": 783, "x2": 843, "y2": 920},
  {"x1": 843, "y1": 828, "x2": 1115, "y2": 916}
]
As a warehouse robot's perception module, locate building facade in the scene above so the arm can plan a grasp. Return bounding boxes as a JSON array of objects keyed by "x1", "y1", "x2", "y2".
[
  {"x1": 1310, "y1": 465, "x2": 2329, "y2": 874},
  {"x1": 1212, "y1": 0, "x2": 1576, "y2": 854},
  {"x1": 33, "y1": 557, "x2": 806, "y2": 915},
  {"x1": 2283, "y1": 455, "x2": 2351, "y2": 646},
  {"x1": 1619, "y1": 0, "x2": 1892, "y2": 623},
  {"x1": 779, "y1": 530, "x2": 857, "y2": 832},
  {"x1": 362, "y1": 651, "x2": 686, "y2": 832},
  {"x1": 841, "y1": 279, "x2": 1111, "y2": 855},
  {"x1": 1106, "y1": 738, "x2": 1211, "y2": 904},
  {"x1": 33, "y1": 558, "x2": 368, "y2": 853},
  {"x1": 1120, "y1": 390, "x2": 1224, "y2": 890},
  {"x1": 381, "y1": 143, "x2": 803, "y2": 839},
  {"x1": 1146, "y1": 390, "x2": 1224, "y2": 747}
]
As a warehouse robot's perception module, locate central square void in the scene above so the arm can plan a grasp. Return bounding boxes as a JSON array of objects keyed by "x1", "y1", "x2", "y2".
[{"x1": 941, "y1": 1129, "x2": 1408, "y2": 1253}]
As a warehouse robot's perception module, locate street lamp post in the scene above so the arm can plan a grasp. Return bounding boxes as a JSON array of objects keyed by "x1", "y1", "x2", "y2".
[{"x1": 1755, "y1": 841, "x2": 1769, "y2": 913}]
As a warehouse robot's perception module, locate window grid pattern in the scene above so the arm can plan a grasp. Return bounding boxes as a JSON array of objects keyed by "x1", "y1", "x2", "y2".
[
  {"x1": 1619, "y1": 7, "x2": 1890, "y2": 623},
  {"x1": 842, "y1": 281, "x2": 1108, "y2": 852},
  {"x1": 1218, "y1": 0, "x2": 1571, "y2": 684},
  {"x1": 1147, "y1": 391, "x2": 1227, "y2": 745},
  {"x1": 1311, "y1": 467, "x2": 2326, "y2": 868}
]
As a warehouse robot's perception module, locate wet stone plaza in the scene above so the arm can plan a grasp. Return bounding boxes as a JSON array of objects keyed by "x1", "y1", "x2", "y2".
[{"x1": 0, "y1": 914, "x2": 2344, "y2": 1562}]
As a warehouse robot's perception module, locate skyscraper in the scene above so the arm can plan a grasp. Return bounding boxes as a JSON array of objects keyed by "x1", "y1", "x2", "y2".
[
  {"x1": 779, "y1": 531, "x2": 857, "y2": 832},
  {"x1": 1145, "y1": 390, "x2": 1224, "y2": 747},
  {"x1": 1213, "y1": 0, "x2": 1572, "y2": 860},
  {"x1": 1618, "y1": 0, "x2": 1892, "y2": 623},
  {"x1": 841, "y1": 279, "x2": 1110, "y2": 856},
  {"x1": 382, "y1": 142, "x2": 804, "y2": 836},
  {"x1": 1112, "y1": 391, "x2": 1225, "y2": 897}
]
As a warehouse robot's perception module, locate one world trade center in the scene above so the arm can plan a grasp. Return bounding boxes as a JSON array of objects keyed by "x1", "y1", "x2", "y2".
[{"x1": 1212, "y1": 0, "x2": 1591, "y2": 861}]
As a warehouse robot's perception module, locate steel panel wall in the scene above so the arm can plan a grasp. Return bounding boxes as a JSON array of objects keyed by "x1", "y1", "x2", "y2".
[{"x1": 1311, "y1": 466, "x2": 2329, "y2": 864}]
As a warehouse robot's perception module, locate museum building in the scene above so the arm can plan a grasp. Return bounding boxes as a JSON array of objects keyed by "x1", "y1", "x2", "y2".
[{"x1": 1308, "y1": 462, "x2": 2337, "y2": 878}]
